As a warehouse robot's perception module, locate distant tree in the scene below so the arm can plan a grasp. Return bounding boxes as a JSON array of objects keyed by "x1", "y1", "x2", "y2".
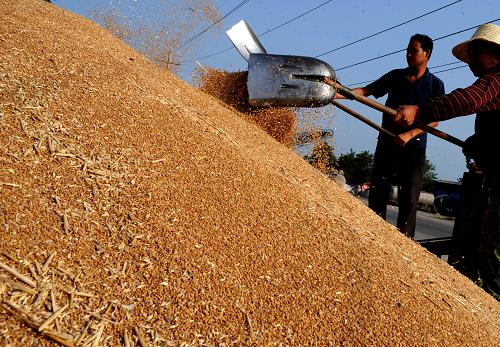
[
  {"x1": 304, "y1": 146, "x2": 435, "y2": 189},
  {"x1": 303, "y1": 141, "x2": 337, "y2": 177},
  {"x1": 422, "y1": 159, "x2": 438, "y2": 192},
  {"x1": 336, "y1": 150, "x2": 374, "y2": 185}
]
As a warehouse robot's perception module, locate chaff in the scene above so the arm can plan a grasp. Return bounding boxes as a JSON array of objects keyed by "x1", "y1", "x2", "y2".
[{"x1": 0, "y1": 261, "x2": 37, "y2": 287}]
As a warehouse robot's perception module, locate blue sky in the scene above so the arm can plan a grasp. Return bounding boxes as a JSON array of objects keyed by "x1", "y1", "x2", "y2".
[{"x1": 54, "y1": 0, "x2": 500, "y2": 181}]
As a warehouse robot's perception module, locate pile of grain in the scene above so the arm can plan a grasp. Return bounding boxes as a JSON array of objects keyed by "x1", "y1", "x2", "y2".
[
  {"x1": 0, "y1": 1, "x2": 499, "y2": 346},
  {"x1": 197, "y1": 68, "x2": 296, "y2": 145}
]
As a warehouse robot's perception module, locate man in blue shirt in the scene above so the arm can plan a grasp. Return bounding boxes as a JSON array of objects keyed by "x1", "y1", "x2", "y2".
[{"x1": 340, "y1": 34, "x2": 445, "y2": 238}]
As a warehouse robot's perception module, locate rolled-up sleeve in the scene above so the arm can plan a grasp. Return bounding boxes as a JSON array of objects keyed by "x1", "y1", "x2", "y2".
[
  {"x1": 423, "y1": 71, "x2": 500, "y2": 122},
  {"x1": 365, "y1": 70, "x2": 394, "y2": 98}
]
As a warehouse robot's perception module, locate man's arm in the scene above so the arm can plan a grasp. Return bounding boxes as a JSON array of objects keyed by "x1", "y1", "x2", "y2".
[
  {"x1": 427, "y1": 72, "x2": 499, "y2": 121},
  {"x1": 395, "y1": 71, "x2": 500, "y2": 126}
]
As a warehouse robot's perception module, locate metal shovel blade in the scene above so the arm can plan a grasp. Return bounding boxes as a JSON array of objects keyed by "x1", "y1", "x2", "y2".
[
  {"x1": 247, "y1": 53, "x2": 336, "y2": 107},
  {"x1": 226, "y1": 20, "x2": 267, "y2": 61}
]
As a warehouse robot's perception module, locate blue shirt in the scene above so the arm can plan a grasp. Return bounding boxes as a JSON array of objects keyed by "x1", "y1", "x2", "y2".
[{"x1": 366, "y1": 67, "x2": 445, "y2": 149}]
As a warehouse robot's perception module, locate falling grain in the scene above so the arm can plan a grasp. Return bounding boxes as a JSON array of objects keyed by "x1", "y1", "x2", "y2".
[{"x1": 196, "y1": 68, "x2": 296, "y2": 145}]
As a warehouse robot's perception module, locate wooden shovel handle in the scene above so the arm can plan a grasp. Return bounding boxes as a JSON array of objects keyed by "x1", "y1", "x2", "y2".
[
  {"x1": 327, "y1": 78, "x2": 465, "y2": 148},
  {"x1": 331, "y1": 101, "x2": 396, "y2": 139}
]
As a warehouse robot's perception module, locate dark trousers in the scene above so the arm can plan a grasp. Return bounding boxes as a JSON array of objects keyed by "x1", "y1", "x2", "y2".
[
  {"x1": 449, "y1": 173, "x2": 486, "y2": 279},
  {"x1": 368, "y1": 140, "x2": 426, "y2": 238},
  {"x1": 477, "y1": 174, "x2": 500, "y2": 300}
]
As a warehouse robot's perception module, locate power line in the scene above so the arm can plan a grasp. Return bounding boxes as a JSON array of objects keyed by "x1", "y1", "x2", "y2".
[
  {"x1": 257, "y1": 0, "x2": 336, "y2": 37},
  {"x1": 187, "y1": 20, "x2": 493, "y2": 69},
  {"x1": 345, "y1": 63, "x2": 467, "y2": 87},
  {"x1": 315, "y1": 0, "x2": 463, "y2": 58},
  {"x1": 336, "y1": 47, "x2": 406, "y2": 72},
  {"x1": 432, "y1": 64, "x2": 468, "y2": 74},
  {"x1": 177, "y1": 0, "x2": 251, "y2": 49},
  {"x1": 178, "y1": 0, "x2": 250, "y2": 48},
  {"x1": 183, "y1": 2, "x2": 473, "y2": 65},
  {"x1": 179, "y1": 0, "x2": 336, "y2": 63},
  {"x1": 429, "y1": 61, "x2": 462, "y2": 69},
  {"x1": 335, "y1": 18, "x2": 500, "y2": 71},
  {"x1": 190, "y1": 0, "x2": 461, "y2": 63},
  {"x1": 183, "y1": 46, "x2": 233, "y2": 63}
]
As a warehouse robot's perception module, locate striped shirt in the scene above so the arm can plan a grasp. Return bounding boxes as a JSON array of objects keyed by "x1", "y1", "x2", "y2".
[
  {"x1": 421, "y1": 64, "x2": 500, "y2": 171},
  {"x1": 423, "y1": 64, "x2": 500, "y2": 122}
]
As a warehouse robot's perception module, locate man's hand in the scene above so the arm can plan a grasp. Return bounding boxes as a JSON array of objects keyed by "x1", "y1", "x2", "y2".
[{"x1": 394, "y1": 105, "x2": 419, "y2": 126}]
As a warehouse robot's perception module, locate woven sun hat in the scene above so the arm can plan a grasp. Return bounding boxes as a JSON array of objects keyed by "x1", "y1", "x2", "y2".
[{"x1": 452, "y1": 23, "x2": 500, "y2": 63}]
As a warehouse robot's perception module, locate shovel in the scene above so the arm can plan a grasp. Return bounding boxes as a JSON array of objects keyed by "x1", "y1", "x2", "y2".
[
  {"x1": 225, "y1": 21, "x2": 464, "y2": 147},
  {"x1": 247, "y1": 53, "x2": 465, "y2": 148},
  {"x1": 225, "y1": 21, "x2": 390, "y2": 136}
]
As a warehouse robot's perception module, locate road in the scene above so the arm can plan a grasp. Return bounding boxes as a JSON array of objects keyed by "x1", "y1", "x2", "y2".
[{"x1": 357, "y1": 197, "x2": 454, "y2": 241}]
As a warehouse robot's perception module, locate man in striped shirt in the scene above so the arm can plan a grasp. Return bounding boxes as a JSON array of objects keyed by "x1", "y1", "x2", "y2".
[{"x1": 396, "y1": 23, "x2": 500, "y2": 300}]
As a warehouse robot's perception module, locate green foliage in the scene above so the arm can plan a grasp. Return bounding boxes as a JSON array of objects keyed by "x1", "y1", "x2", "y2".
[
  {"x1": 336, "y1": 150, "x2": 374, "y2": 185},
  {"x1": 303, "y1": 145, "x2": 438, "y2": 190},
  {"x1": 422, "y1": 159, "x2": 438, "y2": 191}
]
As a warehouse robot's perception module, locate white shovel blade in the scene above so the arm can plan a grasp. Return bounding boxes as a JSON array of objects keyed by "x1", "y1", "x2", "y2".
[{"x1": 226, "y1": 20, "x2": 267, "y2": 61}]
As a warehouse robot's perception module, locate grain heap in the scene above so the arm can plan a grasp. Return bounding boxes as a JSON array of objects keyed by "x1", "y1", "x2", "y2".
[
  {"x1": 196, "y1": 68, "x2": 296, "y2": 145},
  {"x1": 0, "y1": 1, "x2": 499, "y2": 346}
]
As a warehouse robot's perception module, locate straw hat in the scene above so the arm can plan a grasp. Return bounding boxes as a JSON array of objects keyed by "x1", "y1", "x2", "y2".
[{"x1": 452, "y1": 23, "x2": 500, "y2": 63}]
